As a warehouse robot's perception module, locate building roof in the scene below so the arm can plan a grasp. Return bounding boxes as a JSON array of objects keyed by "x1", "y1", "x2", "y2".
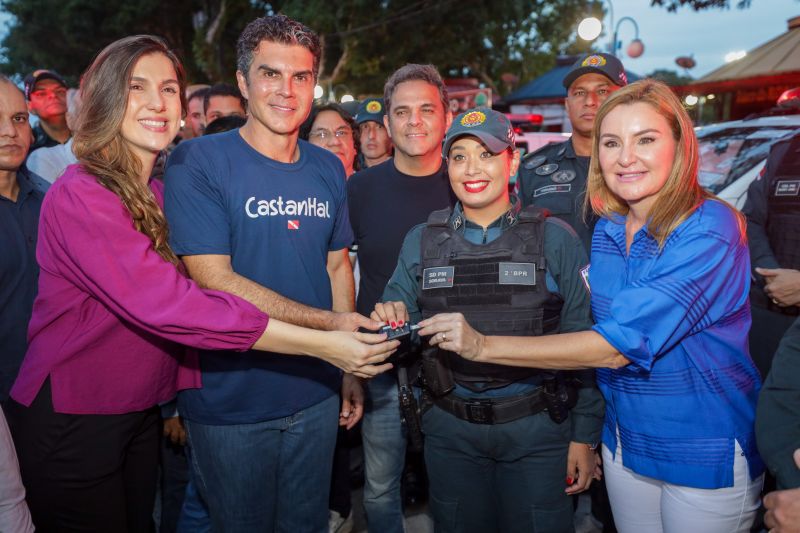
[{"x1": 697, "y1": 16, "x2": 800, "y2": 83}]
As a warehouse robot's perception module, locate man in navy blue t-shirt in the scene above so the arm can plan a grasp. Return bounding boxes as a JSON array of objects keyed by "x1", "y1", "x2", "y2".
[
  {"x1": 347, "y1": 64, "x2": 454, "y2": 533},
  {"x1": 0, "y1": 76, "x2": 49, "y2": 406},
  {"x1": 164, "y1": 15, "x2": 386, "y2": 532}
]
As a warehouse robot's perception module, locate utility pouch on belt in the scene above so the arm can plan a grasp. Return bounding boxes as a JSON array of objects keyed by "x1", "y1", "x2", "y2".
[
  {"x1": 421, "y1": 347, "x2": 455, "y2": 397},
  {"x1": 542, "y1": 373, "x2": 577, "y2": 424}
]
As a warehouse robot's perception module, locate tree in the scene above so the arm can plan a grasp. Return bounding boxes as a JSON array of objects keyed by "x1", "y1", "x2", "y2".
[
  {"x1": 281, "y1": 0, "x2": 601, "y2": 96},
  {"x1": 0, "y1": 0, "x2": 266, "y2": 84},
  {"x1": 2, "y1": 0, "x2": 195, "y2": 84},
  {"x1": 647, "y1": 68, "x2": 694, "y2": 86},
  {"x1": 1, "y1": 0, "x2": 600, "y2": 96},
  {"x1": 649, "y1": 0, "x2": 751, "y2": 11}
]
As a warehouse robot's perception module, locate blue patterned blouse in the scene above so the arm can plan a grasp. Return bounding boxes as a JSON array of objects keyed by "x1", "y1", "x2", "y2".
[{"x1": 590, "y1": 199, "x2": 764, "y2": 489}]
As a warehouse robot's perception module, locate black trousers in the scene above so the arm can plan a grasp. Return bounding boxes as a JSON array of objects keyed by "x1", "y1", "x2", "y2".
[{"x1": 6, "y1": 380, "x2": 159, "y2": 533}]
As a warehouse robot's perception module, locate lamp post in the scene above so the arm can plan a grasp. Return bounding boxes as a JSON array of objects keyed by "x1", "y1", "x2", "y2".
[{"x1": 578, "y1": 0, "x2": 644, "y2": 59}]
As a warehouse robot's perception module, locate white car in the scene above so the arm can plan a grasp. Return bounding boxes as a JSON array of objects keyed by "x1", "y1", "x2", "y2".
[
  {"x1": 514, "y1": 132, "x2": 572, "y2": 156},
  {"x1": 696, "y1": 114, "x2": 800, "y2": 209}
]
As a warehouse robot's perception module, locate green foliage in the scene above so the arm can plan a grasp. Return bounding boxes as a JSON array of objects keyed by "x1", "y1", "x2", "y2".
[
  {"x1": 1, "y1": 0, "x2": 600, "y2": 95},
  {"x1": 281, "y1": 0, "x2": 601, "y2": 96},
  {"x1": 2, "y1": 0, "x2": 194, "y2": 83},
  {"x1": 646, "y1": 68, "x2": 694, "y2": 85},
  {"x1": 649, "y1": 0, "x2": 751, "y2": 11}
]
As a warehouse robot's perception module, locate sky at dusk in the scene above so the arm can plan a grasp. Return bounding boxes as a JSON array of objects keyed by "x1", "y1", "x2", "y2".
[{"x1": 602, "y1": 0, "x2": 800, "y2": 79}]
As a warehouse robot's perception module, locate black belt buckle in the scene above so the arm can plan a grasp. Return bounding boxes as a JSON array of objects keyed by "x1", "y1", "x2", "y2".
[{"x1": 465, "y1": 399, "x2": 494, "y2": 424}]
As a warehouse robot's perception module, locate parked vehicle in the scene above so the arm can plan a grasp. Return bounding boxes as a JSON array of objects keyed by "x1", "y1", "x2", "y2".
[
  {"x1": 514, "y1": 132, "x2": 572, "y2": 156},
  {"x1": 696, "y1": 114, "x2": 800, "y2": 209}
]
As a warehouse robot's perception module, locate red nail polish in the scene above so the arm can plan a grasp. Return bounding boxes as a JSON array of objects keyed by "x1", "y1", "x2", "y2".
[
  {"x1": 566, "y1": 477, "x2": 573, "y2": 485},
  {"x1": 390, "y1": 321, "x2": 397, "y2": 328},
  {"x1": 399, "y1": 320, "x2": 405, "y2": 326}
]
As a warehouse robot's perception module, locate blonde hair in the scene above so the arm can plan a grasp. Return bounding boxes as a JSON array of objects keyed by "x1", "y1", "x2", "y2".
[
  {"x1": 586, "y1": 79, "x2": 743, "y2": 248},
  {"x1": 73, "y1": 35, "x2": 186, "y2": 264}
]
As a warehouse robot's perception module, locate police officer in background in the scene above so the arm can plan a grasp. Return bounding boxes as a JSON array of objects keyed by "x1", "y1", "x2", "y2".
[
  {"x1": 743, "y1": 130, "x2": 800, "y2": 379},
  {"x1": 354, "y1": 97, "x2": 393, "y2": 168},
  {"x1": 374, "y1": 109, "x2": 603, "y2": 533},
  {"x1": 516, "y1": 53, "x2": 627, "y2": 251}
]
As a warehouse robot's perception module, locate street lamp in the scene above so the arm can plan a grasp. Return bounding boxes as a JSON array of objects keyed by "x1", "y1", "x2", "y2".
[{"x1": 578, "y1": 0, "x2": 644, "y2": 58}]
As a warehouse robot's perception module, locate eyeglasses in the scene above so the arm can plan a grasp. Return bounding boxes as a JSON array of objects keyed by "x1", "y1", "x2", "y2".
[{"x1": 309, "y1": 128, "x2": 352, "y2": 140}]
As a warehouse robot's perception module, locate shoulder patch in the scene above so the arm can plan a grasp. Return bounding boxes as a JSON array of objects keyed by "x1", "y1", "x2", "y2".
[
  {"x1": 523, "y1": 154, "x2": 547, "y2": 170},
  {"x1": 551, "y1": 170, "x2": 575, "y2": 184},
  {"x1": 535, "y1": 163, "x2": 559, "y2": 176}
]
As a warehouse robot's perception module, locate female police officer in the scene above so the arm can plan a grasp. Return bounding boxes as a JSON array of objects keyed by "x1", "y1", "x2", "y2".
[
  {"x1": 373, "y1": 108, "x2": 603, "y2": 533},
  {"x1": 422, "y1": 81, "x2": 765, "y2": 532}
]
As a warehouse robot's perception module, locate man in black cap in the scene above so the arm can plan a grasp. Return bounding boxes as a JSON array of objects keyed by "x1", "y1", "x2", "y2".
[
  {"x1": 355, "y1": 97, "x2": 392, "y2": 168},
  {"x1": 516, "y1": 53, "x2": 627, "y2": 252},
  {"x1": 24, "y1": 70, "x2": 70, "y2": 153}
]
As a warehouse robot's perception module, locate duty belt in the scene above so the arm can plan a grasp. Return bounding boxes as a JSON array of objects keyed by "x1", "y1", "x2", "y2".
[{"x1": 433, "y1": 388, "x2": 547, "y2": 425}]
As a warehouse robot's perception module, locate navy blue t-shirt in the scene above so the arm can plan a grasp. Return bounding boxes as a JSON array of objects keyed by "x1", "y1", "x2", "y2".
[
  {"x1": 0, "y1": 167, "x2": 48, "y2": 402},
  {"x1": 164, "y1": 130, "x2": 353, "y2": 424}
]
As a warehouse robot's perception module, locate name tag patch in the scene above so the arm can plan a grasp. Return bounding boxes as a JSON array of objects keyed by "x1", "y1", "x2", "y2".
[
  {"x1": 423, "y1": 266, "x2": 455, "y2": 289},
  {"x1": 533, "y1": 184, "x2": 571, "y2": 197},
  {"x1": 498, "y1": 262, "x2": 536, "y2": 285},
  {"x1": 775, "y1": 180, "x2": 800, "y2": 196}
]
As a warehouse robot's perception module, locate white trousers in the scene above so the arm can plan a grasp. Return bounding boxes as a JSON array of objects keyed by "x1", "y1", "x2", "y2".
[{"x1": 602, "y1": 442, "x2": 763, "y2": 533}]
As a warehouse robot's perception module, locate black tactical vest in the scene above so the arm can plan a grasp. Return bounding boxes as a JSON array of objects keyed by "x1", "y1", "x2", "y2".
[
  {"x1": 767, "y1": 135, "x2": 800, "y2": 270},
  {"x1": 418, "y1": 205, "x2": 563, "y2": 391}
]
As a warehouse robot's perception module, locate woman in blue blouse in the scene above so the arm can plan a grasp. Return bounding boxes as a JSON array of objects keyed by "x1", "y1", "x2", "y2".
[{"x1": 419, "y1": 79, "x2": 764, "y2": 532}]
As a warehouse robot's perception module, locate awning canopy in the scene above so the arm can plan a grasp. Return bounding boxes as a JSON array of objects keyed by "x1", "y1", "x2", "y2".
[
  {"x1": 696, "y1": 15, "x2": 800, "y2": 84},
  {"x1": 505, "y1": 56, "x2": 641, "y2": 105}
]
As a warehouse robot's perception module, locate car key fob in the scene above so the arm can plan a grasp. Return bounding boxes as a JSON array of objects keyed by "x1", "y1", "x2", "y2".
[{"x1": 379, "y1": 323, "x2": 423, "y2": 340}]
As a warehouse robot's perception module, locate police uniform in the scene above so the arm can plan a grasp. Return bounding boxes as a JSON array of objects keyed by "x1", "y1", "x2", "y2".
[
  {"x1": 742, "y1": 131, "x2": 800, "y2": 378},
  {"x1": 354, "y1": 97, "x2": 390, "y2": 169},
  {"x1": 516, "y1": 53, "x2": 627, "y2": 254},
  {"x1": 756, "y1": 316, "x2": 800, "y2": 490},
  {"x1": 381, "y1": 198, "x2": 603, "y2": 533},
  {"x1": 516, "y1": 140, "x2": 595, "y2": 252}
]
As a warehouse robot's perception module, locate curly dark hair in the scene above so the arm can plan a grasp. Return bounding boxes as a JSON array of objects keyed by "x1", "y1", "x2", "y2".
[{"x1": 236, "y1": 15, "x2": 321, "y2": 82}]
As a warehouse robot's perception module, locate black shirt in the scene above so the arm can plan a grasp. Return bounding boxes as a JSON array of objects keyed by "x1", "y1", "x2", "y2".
[
  {"x1": 347, "y1": 158, "x2": 455, "y2": 317},
  {"x1": 0, "y1": 167, "x2": 49, "y2": 401}
]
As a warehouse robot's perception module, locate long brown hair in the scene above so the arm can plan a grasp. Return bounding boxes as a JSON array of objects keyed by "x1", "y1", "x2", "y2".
[
  {"x1": 586, "y1": 79, "x2": 744, "y2": 248},
  {"x1": 73, "y1": 35, "x2": 186, "y2": 263}
]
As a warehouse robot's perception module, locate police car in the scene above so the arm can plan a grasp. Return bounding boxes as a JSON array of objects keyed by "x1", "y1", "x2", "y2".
[{"x1": 697, "y1": 90, "x2": 800, "y2": 209}]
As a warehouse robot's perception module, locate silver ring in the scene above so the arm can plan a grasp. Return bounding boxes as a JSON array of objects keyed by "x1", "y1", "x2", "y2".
[
  {"x1": 772, "y1": 298, "x2": 779, "y2": 305},
  {"x1": 442, "y1": 332, "x2": 447, "y2": 341}
]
